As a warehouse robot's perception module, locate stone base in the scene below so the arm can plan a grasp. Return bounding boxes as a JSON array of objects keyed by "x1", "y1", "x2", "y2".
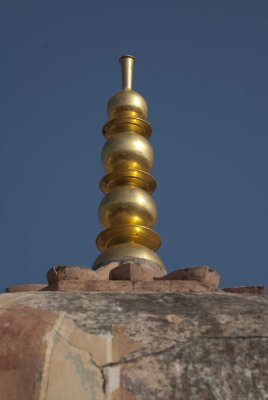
[
  {"x1": 6, "y1": 284, "x2": 48, "y2": 293},
  {"x1": 222, "y1": 286, "x2": 266, "y2": 295},
  {"x1": 4, "y1": 264, "x2": 266, "y2": 296},
  {"x1": 46, "y1": 279, "x2": 214, "y2": 293},
  {"x1": 92, "y1": 256, "x2": 165, "y2": 274}
]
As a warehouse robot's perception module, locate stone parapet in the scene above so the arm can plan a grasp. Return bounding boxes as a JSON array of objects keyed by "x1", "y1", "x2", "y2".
[{"x1": 5, "y1": 263, "x2": 266, "y2": 296}]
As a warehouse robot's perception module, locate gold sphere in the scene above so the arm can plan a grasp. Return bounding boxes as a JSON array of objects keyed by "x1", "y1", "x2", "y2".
[
  {"x1": 92, "y1": 243, "x2": 166, "y2": 273},
  {"x1": 98, "y1": 186, "x2": 157, "y2": 228},
  {"x1": 102, "y1": 132, "x2": 154, "y2": 173},
  {"x1": 107, "y1": 90, "x2": 148, "y2": 120}
]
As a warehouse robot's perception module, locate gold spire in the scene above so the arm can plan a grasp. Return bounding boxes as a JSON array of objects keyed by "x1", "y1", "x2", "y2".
[{"x1": 92, "y1": 55, "x2": 165, "y2": 272}]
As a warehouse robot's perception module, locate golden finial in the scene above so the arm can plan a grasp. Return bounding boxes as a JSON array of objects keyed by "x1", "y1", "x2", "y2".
[{"x1": 92, "y1": 55, "x2": 165, "y2": 273}]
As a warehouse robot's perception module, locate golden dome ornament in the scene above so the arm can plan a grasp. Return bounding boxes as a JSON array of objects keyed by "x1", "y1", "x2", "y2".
[{"x1": 92, "y1": 55, "x2": 166, "y2": 273}]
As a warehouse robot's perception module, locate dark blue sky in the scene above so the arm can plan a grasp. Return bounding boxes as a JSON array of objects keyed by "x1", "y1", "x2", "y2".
[{"x1": 0, "y1": 0, "x2": 267, "y2": 292}]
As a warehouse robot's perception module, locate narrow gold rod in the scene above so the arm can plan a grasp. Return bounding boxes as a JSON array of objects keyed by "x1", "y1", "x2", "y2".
[{"x1": 119, "y1": 55, "x2": 135, "y2": 90}]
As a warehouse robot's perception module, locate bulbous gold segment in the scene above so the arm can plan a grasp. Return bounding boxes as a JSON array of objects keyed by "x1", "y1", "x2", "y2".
[
  {"x1": 103, "y1": 117, "x2": 152, "y2": 139},
  {"x1": 98, "y1": 187, "x2": 157, "y2": 229},
  {"x1": 102, "y1": 132, "x2": 154, "y2": 173},
  {"x1": 100, "y1": 170, "x2": 156, "y2": 194},
  {"x1": 107, "y1": 90, "x2": 148, "y2": 121},
  {"x1": 92, "y1": 243, "x2": 165, "y2": 272},
  {"x1": 96, "y1": 224, "x2": 161, "y2": 252}
]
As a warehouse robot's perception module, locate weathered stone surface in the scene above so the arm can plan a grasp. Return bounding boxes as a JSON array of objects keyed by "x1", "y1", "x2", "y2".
[
  {"x1": 222, "y1": 286, "x2": 266, "y2": 295},
  {"x1": 109, "y1": 262, "x2": 164, "y2": 282},
  {"x1": 95, "y1": 262, "x2": 120, "y2": 280},
  {"x1": 157, "y1": 266, "x2": 220, "y2": 289},
  {"x1": 48, "y1": 279, "x2": 134, "y2": 292},
  {"x1": 46, "y1": 280, "x2": 215, "y2": 293},
  {"x1": 133, "y1": 280, "x2": 171, "y2": 292},
  {"x1": 0, "y1": 291, "x2": 268, "y2": 399},
  {"x1": 47, "y1": 265, "x2": 97, "y2": 284},
  {"x1": 5, "y1": 284, "x2": 48, "y2": 292},
  {"x1": 170, "y1": 280, "x2": 209, "y2": 292},
  {"x1": 93, "y1": 256, "x2": 165, "y2": 275}
]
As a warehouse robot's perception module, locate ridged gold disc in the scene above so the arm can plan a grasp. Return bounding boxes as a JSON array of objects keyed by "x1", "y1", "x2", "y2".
[
  {"x1": 99, "y1": 169, "x2": 157, "y2": 194},
  {"x1": 103, "y1": 117, "x2": 152, "y2": 139},
  {"x1": 96, "y1": 224, "x2": 161, "y2": 252}
]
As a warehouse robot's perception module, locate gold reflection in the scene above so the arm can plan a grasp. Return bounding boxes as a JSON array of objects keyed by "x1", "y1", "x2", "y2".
[{"x1": 93, "y1": 55, "x2": 165, "y2": 271}]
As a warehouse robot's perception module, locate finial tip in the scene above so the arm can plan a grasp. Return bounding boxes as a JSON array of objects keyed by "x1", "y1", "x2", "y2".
[
  {"x1": 119, "y1": 55, "x2": 135, "y2": 90},
  {"x1": 119, "y1": 54, "x2": 136, "y2": 63}
]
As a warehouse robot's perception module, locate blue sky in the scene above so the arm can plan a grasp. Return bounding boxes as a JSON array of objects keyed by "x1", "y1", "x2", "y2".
[{"x1": 0, "y1": 0, "x2": 267, "y2": 292}]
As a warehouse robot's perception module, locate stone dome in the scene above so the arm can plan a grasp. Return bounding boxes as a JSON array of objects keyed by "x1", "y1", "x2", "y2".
[{"x1": 0, "y1": 291, "x2": 268, "y2": 399}]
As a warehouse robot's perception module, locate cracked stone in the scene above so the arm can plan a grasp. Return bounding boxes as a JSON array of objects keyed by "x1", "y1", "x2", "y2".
[
  {"x1": 156, "y1": 266, "x2": 220, "y2": 289},
  {"x1": 109, "y1": 262, "x2": 164, "y2": 282},
  {"x1": 47, "y1": 265, "x2": 97, "y2": 283},
  {"x1": 0, "y1": 292, "x2": 268, "y2": 399}
]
